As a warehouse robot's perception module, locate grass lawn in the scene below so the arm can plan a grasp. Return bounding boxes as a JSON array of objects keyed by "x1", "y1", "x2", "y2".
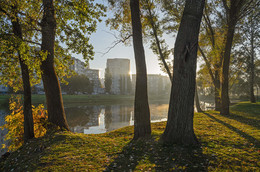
[{"x1": 0, "y1": 102, "x2": 259, "y2": 171}]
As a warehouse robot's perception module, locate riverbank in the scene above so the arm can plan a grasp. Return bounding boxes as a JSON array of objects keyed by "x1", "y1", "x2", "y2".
[
  {"x1": 0, "y1": 94, "x2": 170, "y2": 106},
  {"x1": 1, "y1": 102, "x2": 259, "y2": 171}
]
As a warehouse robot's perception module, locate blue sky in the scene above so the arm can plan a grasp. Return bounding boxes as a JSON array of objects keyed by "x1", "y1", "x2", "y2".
[{"x1": 71, "y1": 0, "x2": 176, "y2": 78}]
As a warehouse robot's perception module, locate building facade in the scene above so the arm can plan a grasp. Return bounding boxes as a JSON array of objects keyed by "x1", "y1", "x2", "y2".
[
  {"x1": 106, "y1": 58, "x2": 131, "y2": 94},
  {"x1": 132, "y1": 74, "x2": 171, "y2": 95}
]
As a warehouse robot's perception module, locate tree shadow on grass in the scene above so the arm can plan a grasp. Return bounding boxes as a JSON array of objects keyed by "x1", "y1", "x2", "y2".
[
  {"x1": 218, "y1": 112, "x2": 260, "y2": 130},
  {"x1": 203, "y1": 112, "x2": 260, "y2": 147},
  {"x1": 104, "y1": 138, "x2": 209, "y2": 171}
]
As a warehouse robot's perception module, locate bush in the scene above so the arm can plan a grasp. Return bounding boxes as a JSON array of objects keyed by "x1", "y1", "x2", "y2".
[{"x1": 0, "y1": 95, "x2": 48, "y2": 151}]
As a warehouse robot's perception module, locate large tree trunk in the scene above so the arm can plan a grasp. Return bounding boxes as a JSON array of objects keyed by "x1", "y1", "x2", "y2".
[
  {"x1": 11, "y1": 10, "x2": 34, "y2": 141},
  {"x1": 41, "y1": 0, "x2": 69, "y2": 130},
  {"x1": 130, "y1": 0, "x2": 151, "y2": 139},
  {"x1": 161, "y1": 0, "x2": 205, "y2": 145}
]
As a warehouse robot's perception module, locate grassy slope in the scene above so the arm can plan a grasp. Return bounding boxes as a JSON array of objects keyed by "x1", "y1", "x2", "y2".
[{"x1": 0, "y1": 102, "x2": 259, "y2": 171}]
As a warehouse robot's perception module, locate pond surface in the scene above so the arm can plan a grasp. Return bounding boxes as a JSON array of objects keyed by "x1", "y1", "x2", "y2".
[{"x1": 66, "y1": 103, "x2": 168, "y2": 134}]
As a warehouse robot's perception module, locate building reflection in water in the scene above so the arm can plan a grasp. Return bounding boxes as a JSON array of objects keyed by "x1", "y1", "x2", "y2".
[{"x1": 66, "y1": 104, "x2": 168, "y2": 134}]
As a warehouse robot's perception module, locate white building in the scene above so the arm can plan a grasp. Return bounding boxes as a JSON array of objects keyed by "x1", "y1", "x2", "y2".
[{"x1": 106, "y1": 58, "x2": 131, "y2": 94}]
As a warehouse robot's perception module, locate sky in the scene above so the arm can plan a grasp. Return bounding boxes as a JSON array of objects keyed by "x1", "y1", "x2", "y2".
[{"x1": 71, "y1": 1, "x2": 176, "y2": 78}]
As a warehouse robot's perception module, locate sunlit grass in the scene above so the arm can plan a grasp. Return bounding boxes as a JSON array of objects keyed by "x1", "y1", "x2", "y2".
[{"x1": 0, "y1": 102, "x2": 259, "y2": 171}]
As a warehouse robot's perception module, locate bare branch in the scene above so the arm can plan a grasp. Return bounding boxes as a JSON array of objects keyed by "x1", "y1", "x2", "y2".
[
  {"x1": 23, "y1": 39, "x2": 41, "y2": 46},
  {"x1": 97, "y1": 34, "x2": 132, "y2": 56}
]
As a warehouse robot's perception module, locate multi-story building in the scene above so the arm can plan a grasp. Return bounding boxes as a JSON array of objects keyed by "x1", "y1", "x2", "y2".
[
  {"x1": 106, "y1": 58, "x2": 131, "y2": 94},
  {"x1": 132, "y1": 74, "x2": 171, "y2": 95},
  {"x1": 70, "y1": 57, "x2": 103, "y2": 94},
  {"x1": 70, "y1": 57, "x2": 89, "y2": 75},
  {"x1": 85, "y1": 69, "x2": 104, "y2": 94}
]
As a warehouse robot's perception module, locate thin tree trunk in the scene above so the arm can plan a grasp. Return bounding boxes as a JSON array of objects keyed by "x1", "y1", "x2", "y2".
[
  {"x1": 249, "y1": 19, "x2": 256, "y2": 103},
  {"x1": 161, "y1": 0, "x2": 205, "y2": 145},
  {"x1": 145, "y1": 0, "x2": 172, "y2": 82},
  {"x1": 41, "y1": 0, "x2": 69, "y2": 130},
  {"x1": 220, "y1": 22, "x2": 236, "y2": 115},
  {"x1": 198, "y1": 46, "x2": 221, "y2": 111},
  {"x1": 11, "y1": 9, "x2": 34, "y2": 141},
  {"x1": 214, "y1": 69, "x2": 221, "y2": 110},
  {"x1": 130, "y1": 0, "x2": 151, "y2": 139},
  {"x1": 221, "y1": 0, "x2": 246, "y2": 115},
  {"x1": 195, "y1": 84, "x2": 203, "y2": 112}
]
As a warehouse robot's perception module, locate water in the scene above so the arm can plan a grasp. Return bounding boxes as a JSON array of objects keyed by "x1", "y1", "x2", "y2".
[{"x1": 65, "y1": 104, "x2": 168, "y2": 134}]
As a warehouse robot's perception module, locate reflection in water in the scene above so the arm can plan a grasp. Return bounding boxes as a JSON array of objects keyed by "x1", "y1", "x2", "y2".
[{"x1": 65, "y1": 104, "x2": 168, "y2": 135}]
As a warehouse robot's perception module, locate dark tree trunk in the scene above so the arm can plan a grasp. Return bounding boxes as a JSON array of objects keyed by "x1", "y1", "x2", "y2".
[
  {"x1": 249, "y1": 19, "x2": 256, "y2": 103},
  {"x1": 11, "y1": 10, "x2": 34, "y2": 141},
  {"x1": 41, "y1": 0, "x2": 69, "y2": 130},
  {"x1": 161, "y1": 0, "x2": 205, "y2": 145},
  {"x1": 195, "y1": 84, "x2": 203, "y2": 112},
  {"x1": 214, "y1": 69, "x2": 221, "y2": 111},
  {"x1": 221, "y1": 1, "x2": 246, "y2": 115},
  {"x1": 220, "y1": 23, "x2": 235, "y2": 115},
  {"x1": 130, "y1": 0, "x2": 151, "y2": 139}
]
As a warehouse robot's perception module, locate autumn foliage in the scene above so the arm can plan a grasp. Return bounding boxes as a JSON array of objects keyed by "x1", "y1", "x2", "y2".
[{"x1": 0, "y1": 95, "x2": 48, "y2": 151}]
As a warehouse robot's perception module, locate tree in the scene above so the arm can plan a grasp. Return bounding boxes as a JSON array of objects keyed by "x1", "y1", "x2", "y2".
[
  {"x1": 238, "y1": 7, "x2": 260, "y2": 103},
  {"x1": 104, "y1": 68, "x2": 112, "y2": 94},
  {"x1": 0, "y1": 1, "x2": 36, "y2": 141},
  {"x1": 39, "y1": 0, "x2": 104, "y2": 129},
  {"x1": 130, "y1": 0, "x2": 151, "y2": 139},
  {"x1": 40, "y1": 0, "x2": 69, "y2": 130},
  {"x1": 61, "y1": 75, "x2": 93, "y2": 94},
  {"x1": 160, "y1": 0, "x2": 205, "y2": 145},
  {"x1": 220, "y1": 0, "x2": 257, "y2": 115}
]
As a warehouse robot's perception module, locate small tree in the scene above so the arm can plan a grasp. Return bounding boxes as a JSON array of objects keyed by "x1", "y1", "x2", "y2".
[{"x1": 104, "y1": 68, "x2": 112, "y2": 94}]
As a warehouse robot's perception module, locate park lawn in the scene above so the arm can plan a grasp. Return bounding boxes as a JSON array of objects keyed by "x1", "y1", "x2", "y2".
[{"x1": 0, "y1": 102, "x2": 259, "y2": 171}]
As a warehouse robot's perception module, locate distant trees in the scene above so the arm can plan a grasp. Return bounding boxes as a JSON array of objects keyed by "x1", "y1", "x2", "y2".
[
  {"x1": 104, "y1": 68, "x2": 112, "y2": 94},
  {"x1": 61, "y1": 75, "x2": 93, "y2": 94},
  {"x1": 130, "y1": 0, "x2": 151, "y2": 139},
  {"x1": 161, "y1": 0, "x2": 205, "y2": 145}
]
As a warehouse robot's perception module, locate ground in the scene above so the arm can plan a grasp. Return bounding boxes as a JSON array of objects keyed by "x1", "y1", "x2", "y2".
[{"x1": 0, "y1": 102, "x2": 259, "y2": 171}]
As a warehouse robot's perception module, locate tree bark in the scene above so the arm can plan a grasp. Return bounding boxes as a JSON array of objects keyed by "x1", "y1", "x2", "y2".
[
  {"x1": 41, "y1": 0, "x2": 69, "y2": 130},
  {"x1": 130, "y1": 0, "x2": 151, "y2": 139},
  {"x1": 11, "y1": 9, "x2": 34, "y2": 141},
  {"x1": 161, "y1": 0, "x2": 205, "y2": 145},
  {"x1": 214, "y1": 69, "x2": 221, "y2": 110},
  {"x1": 195, "y1": 84, "x2": 203, "y2": 112}
]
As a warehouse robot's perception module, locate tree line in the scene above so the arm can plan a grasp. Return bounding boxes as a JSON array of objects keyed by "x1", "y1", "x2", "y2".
[{"x1": 0, "y1": 0, "x2": 259, "y2": 147}]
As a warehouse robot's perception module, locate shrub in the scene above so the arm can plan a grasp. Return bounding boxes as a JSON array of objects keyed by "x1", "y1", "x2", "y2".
[{"x1": 0, "y1": 95, "x2": 48, "y2": 151}]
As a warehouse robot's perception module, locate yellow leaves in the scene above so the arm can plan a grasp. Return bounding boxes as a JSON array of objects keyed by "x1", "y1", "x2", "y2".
[{"x1": 1, "y1": 95, "x2": 48, "y2": 151}]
